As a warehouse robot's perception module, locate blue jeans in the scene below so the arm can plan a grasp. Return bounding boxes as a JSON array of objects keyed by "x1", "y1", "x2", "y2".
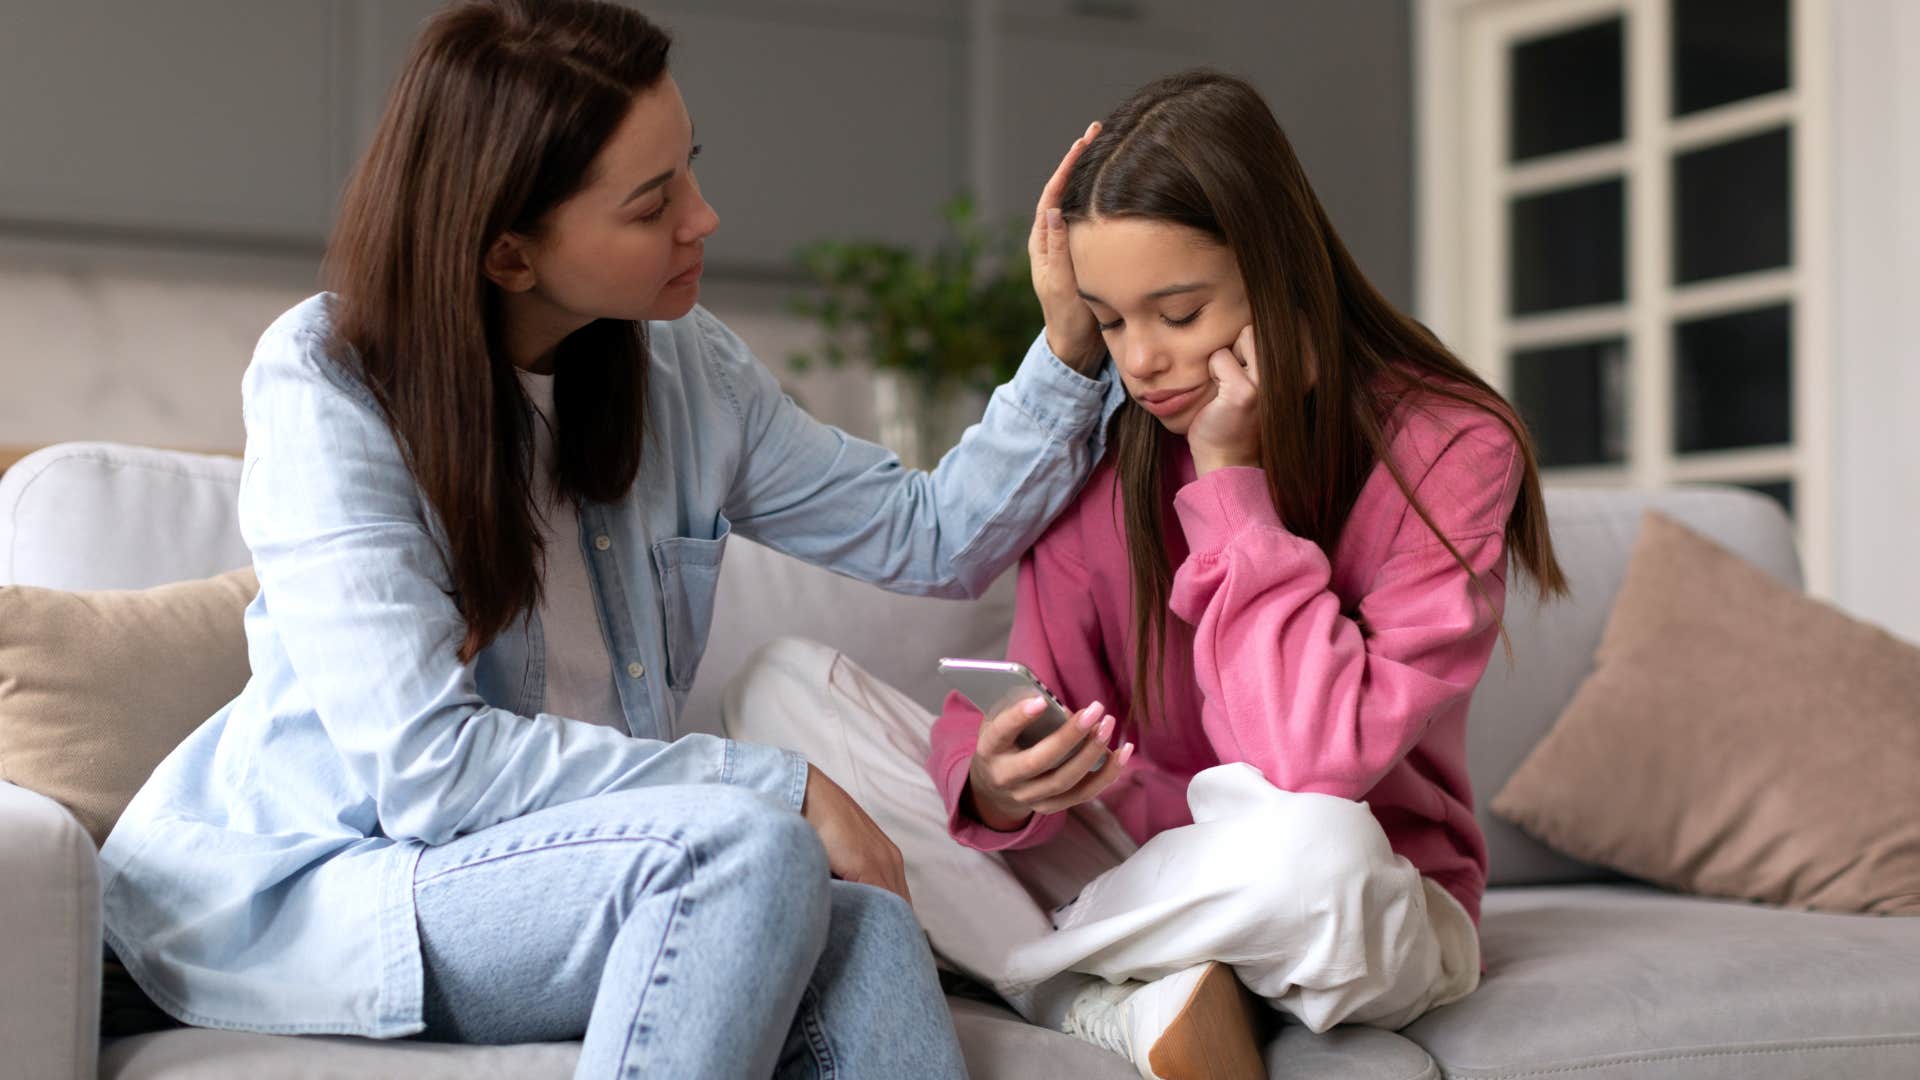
[{"x1": 410, "y1": 784, "x2": 968, "y2": 1079}]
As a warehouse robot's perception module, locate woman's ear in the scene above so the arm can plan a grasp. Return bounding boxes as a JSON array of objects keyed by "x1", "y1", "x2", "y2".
[{"x1": 482, "y1": 232, "x2": 539, "y2": 293}]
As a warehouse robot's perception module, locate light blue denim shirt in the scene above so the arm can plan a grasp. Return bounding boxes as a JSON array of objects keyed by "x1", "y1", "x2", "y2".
[{"x1": 99, "y1": 293, "x2": 1124, "y2": 1037}]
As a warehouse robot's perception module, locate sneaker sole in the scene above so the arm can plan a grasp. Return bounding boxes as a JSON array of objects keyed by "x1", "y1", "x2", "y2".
[{"x1": 1145, "y1": 961, "x2": 1264, "y2": 1080}]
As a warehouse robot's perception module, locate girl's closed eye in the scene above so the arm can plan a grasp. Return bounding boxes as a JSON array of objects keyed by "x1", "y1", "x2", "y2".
[{"x1": 1163, "y1": 307, "x2": 1202, "y2": 327}]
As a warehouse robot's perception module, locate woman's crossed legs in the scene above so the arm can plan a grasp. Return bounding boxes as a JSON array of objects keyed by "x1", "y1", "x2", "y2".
[{"x1": 410, "y1": 782, "x2": 967, "y2": 1080}]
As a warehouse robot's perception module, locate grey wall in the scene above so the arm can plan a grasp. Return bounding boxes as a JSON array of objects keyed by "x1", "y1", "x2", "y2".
[{"x1": 0, "y1": 0, "x2": 1415, "y2": 454}]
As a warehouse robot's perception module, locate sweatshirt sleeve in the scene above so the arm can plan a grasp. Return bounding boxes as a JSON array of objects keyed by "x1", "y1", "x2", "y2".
[
  {"x1": 1167, "y1": 429, "x2": 1520, "y2": 799},
  {"x1": 927, "y1": 511, "x2": 1119, "y2": 851}
]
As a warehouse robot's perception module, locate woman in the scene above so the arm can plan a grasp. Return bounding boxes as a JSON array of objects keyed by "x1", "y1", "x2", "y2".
[
  {"x1": 724, "y1": 70, "x2": 1567, "y2": 1078},
  {"x1": 96, "y1": 2, "x2": 1123, "y2": 1077}
]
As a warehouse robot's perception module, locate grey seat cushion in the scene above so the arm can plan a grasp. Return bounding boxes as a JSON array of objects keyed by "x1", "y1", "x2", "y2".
[
  {"x1": 1266, "y1": 1023, "x2": 1438, "y2": 1079},
  {"x1": 100, "y1": 994, "x2": 1448, "y2": 1078},
  {"x1": 98, "y1": 997, "x2": 1136, "y2": 1080},
  {"x1": 1402, "y1": 885, "x2": 1920, "y2": 1079}
]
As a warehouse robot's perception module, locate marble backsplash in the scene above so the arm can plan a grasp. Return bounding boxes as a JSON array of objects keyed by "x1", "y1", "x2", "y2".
[{"x1": 0, "y1": 241, "x2": 884, "y2": 458}]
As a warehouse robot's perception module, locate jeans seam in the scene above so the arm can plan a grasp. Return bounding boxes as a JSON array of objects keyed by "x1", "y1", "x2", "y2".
[
  {"x1": 616, "y1": 877, "x2": 688, "y2": 1078},
  {"x1": 798, "y1": 985, "x2": 837, "y2": 1078},
  {"x1": 413, "y1": 832, "x2": 671, "y2": 887}
]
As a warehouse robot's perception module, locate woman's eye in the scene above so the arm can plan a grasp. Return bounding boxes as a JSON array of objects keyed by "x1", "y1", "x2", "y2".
[
  {"x1": 1096, "y1": 317, "x2": 1124, "y2": 332},
  {"x1": 637, "y1": 198, "x2": 671, "y2": 224},
  {"x1": 1162, "y1": 308, "x2": 1202, "y2": 327}
]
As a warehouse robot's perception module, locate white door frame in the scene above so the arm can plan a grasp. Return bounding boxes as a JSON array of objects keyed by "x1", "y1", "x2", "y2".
[{"x1": 1414, "y1": 0, "x2": 1841, "y2": 602}]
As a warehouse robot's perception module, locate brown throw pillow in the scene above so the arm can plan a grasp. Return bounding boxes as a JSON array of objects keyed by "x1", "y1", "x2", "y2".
[
  {"x1": 1492, "y1": 512, "x2": 1920, "y2": 915},
  {"x1": 0, "y1": 567, "x2": 256, "y2": 848}
]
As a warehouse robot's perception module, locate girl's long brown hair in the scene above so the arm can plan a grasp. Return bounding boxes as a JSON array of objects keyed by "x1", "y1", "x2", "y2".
[
  {"x1": 1061, "y1": 70, "x2": 1568, "y2": 727},
  {"x1": 324, "y1": 0, "x2": 669, "y2": 663}
]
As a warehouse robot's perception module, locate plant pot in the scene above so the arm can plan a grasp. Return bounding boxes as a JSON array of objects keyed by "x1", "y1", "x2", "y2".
[{"x1": 872, "y1": 370, "x2": 989, "y2": 470}]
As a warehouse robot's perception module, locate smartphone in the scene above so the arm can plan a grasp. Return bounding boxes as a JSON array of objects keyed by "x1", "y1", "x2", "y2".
[{"x1": 937, "y1": 657, "x2": 1078, "y2": 749}]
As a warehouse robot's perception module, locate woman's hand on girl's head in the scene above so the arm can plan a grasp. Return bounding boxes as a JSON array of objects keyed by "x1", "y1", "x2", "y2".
[
  {"x1": 1031, "y1": 122, "x2": 1106, "y2": 375},
  {"x1": 964, "y1": 696, "x2": 1135, "y2": 831},
  {"x1": 801, "y1": 764, "x2": 913, "y2": 905},
  {"x1": 1187, "y1": 324, "x2": 1264, "y2": 476}
]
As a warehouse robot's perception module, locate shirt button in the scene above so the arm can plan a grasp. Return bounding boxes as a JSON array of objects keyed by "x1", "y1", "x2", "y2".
[
  {"x1": 594, "y1": 535, "x2": 612, "y2": 551},
  {"x1": 627, "y1": 661, "x2": 645, "y2": 679}
]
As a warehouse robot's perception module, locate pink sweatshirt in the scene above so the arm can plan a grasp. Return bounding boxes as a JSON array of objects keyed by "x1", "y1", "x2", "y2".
[{"x1": 927, "y1": 396, "x2": 1523, "y2": 926}]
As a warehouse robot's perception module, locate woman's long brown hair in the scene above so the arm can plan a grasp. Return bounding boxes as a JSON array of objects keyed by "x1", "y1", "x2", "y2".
[
  {"x1": 324, "y1": 0, "x2": 668, "y2": 663},
  {"x1": 1061, "y1": 70, "x2": 1569, "y2": 727}
]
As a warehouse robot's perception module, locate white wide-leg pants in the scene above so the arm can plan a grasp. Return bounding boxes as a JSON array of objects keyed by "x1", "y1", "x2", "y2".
[{"x1": 721, "y1": 638, "x2": 1480, "y2": 1034}]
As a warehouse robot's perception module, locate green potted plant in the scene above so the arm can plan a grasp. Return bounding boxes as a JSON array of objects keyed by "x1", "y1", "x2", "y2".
[{"x1": 788, "y1": 194, "x2": 1041, "y2": 467}]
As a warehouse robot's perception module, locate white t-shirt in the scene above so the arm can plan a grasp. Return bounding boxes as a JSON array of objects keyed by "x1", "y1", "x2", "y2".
[{"x1": 516, "y1": 369, "x2": 625, "y2": 731}]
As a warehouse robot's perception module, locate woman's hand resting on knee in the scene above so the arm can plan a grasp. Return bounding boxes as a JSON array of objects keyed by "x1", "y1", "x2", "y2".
[
  {"x1": 802, "y1": 765, "x2": 913, "y2": 904},
  {"x1": 964, "y1": 698, "x2": 1135, "y2": 831}
]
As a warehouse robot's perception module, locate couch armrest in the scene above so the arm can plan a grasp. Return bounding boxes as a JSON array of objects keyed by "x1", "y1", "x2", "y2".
[{"x1": 0, "y1": 781, "x2": 101, "y2": 1080}]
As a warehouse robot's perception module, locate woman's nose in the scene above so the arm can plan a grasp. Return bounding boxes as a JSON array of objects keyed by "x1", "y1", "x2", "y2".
[{"x1": 677, "y1": 176, "x2": 720, "y2": 244}]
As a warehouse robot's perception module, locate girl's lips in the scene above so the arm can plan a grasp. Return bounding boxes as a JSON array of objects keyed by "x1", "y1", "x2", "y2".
[
  {"x1": 1137, "y1": 384, "x2": 1206, "y2": 417},
  {"x1": 666, "y1": 260, "x2": 703, "y2": 286}
]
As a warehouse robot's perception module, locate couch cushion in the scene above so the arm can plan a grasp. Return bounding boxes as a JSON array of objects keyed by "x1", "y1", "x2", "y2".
[
  {"x1": 1402, "y1": 885, "x2": 1920, "y2": 1079},
  {"x1": 1266, "y1": 1023, "x2": 1438, "y2": 1079},
  {"x1": 98, "y1": 995, "x2": 1447, "y2": 1079},
  {"x1": 1465, "y1": 487, "x2": 1800, "y2": 887},
  {"x1": 0, "y1": 443, "x2": 246, "y2": 590},
  {"x1": 100, "y1": 1029, "x2": 581, "y2": 1080},
  {"x1": 1492, "y1": 512, "x2": 1920, "y2": 914},
  {"x1": 0, "y1": 567, "x2": 256, "y2": 847},
  {"x1": 98, "y1": 997, "x2": 1135, "y2": 1080}
]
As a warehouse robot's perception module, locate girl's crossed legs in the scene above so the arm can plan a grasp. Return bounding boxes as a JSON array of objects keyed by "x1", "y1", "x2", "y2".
[{"x1": 720, "y1": 637, "x2": 1479, "y2": 1041}]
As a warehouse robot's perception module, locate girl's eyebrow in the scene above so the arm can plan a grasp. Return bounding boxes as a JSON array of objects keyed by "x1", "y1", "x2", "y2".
[{"x1": 1077, "y1": 282, "x2": 1209, "y2": 305}]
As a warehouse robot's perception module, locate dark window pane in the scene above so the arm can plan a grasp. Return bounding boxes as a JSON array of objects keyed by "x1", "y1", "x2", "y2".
[
  {"x1": 1674, "y1": 128, "x2": 1792, "y2": 284},
  {"x1": 1511, "y1": 339, "x2": 1629, "y2": 468},
  {"x1": 1673, "y1": 0, "x2": 1790, "y2": 116},
  {"x1": 1511, "y1": 18, "x2": 1625, "y2": 161},
  {"x1": 1734, "y1": 479, "x2": 1794, "y2": 518},
  {"x1": 1510, "y1": 179, "x2": 1626, "y2": 315},
  {"x1": 1674, "y1": 304, "x2": 1792, "y2": 453}
]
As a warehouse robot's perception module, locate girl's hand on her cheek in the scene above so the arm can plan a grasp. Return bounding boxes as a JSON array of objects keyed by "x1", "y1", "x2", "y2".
[
  {"x1": 1187, "y1": 324, "x2": 1264, "y2": 476},
  {"x1": 964, "y1": 696, "x2": 1134, "y2": 831},
  {"x1": 1030, "y1": 122, "x2": 1105, "y2": 375}
]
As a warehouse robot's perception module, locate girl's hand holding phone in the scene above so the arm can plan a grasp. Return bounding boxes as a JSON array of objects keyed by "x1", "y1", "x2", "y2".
[{"x1": 965, "y1": 696, "x2": 1136, "y2": 831}]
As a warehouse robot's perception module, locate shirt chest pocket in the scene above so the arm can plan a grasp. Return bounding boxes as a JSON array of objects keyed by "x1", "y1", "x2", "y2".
[{"x1": 650, "y1": 514, "x2": 732, "y2": 693}]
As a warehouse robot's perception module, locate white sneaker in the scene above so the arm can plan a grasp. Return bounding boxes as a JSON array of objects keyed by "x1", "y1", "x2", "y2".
[{"x1": 1059, "y1": 961, "x2": 1264, "y2": 1079}]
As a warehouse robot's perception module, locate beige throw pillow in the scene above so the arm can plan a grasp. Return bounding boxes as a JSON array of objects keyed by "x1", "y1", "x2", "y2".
[
  {"x1": 1492, "y1": 512, "x2": 1920, "y2": 915},
  {"x1": 0, "y1": 567, "x2": 256, "y2": 848}
]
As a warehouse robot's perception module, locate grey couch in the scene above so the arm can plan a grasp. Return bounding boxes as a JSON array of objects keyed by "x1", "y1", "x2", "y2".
[{"x1": 3, "y1": 441, "x2": 1917, "y2": 1080}]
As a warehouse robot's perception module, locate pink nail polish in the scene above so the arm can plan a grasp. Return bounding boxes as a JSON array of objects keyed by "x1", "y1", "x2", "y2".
[
  {"x1": 1024, "y1": 697, "x2": 1047, "y2": 716},
  {"x1": 1077, "y1": 711, "x2": 1096, "y2": 731}
]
